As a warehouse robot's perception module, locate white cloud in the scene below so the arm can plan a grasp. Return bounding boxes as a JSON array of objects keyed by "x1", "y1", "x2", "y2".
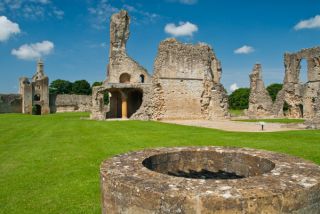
[
  {"x1": 1, "y1": 0, "x2": 63, "y2": 19},
  {"x1": 234, "y1": 45, "x2": 254, "y2": 54},
  {"x1": 36, "y1": 0, "x2": 50, "y2": 4},
  {"x1": 122, "y1": 4, "x2": 159, "y2": 25},
  {"x1": 230, "y1": 83, "x2": 239, "y2": 92},
  {"x1": 0, "y1": 16, "x2": 20, "y2": 42},
  {"x1": 53, "y1": 7, "x2": 64, "y2": 19},
  {"x1": 294, "y1": 15, "x2": 320, "y2": 30},
  {"x1": 164, "y1": 21, "x2": 198, "y2": 37},
  {"x1": 11, "y1": 41, "x2": 54, "y2": 60},
  {"x1": 88, "y1": 1, "x2": 159, "y2": 29},
  {"x1": 88, "y1": 0, "x2": 118, "y2": 29}
]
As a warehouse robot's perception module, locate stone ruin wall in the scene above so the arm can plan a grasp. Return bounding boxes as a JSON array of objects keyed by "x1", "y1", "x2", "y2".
[
  {"x1": 0, "y1": 94, "x2": 22, "y2": 113},
  {"x1": 91, "y1": 10, "x2": 229, "y2": 121},
  {"x1": 273, "y1": 47, "x2": 320, "y2": 119},
  {"x1": 247, "y1": 64, "x2": 273, "y2": 118},
  {"x1": 153, "y1": 38, "x2": 229, "y2": 120},
  {"x1": 247, "y1": 47, "x2": 320, "y2": 122},
  {"x1": 0, "y1": 93, "x2": 92, "y2": 114},
  {"x1": 106, "y1": 10, "x2": 151, "y2": 84},
  {"x1": 50, "y1": 94, "x2": 92, "y2": 113}
]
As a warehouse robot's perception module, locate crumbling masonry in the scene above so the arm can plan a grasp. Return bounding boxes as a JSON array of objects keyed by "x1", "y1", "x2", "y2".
[
  {"x1": 247, "y1": 47, "x2": 320, "y2": 124},
  {"x1": 247, "y1": 64, "x2": 273, "y2": 118},
  {"x1": 90, "y1": 10, "x2": 229, "y2": 120},
  {"x1": 273, "y1": 47, "x2": 320, "y2": 119}
]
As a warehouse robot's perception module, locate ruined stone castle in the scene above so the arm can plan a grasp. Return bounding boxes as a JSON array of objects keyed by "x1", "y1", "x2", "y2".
[
  {"x1": 0, "y1": 60, "x2": 92, "y2": 114},
  {"x1": 19, "y1": 60, "x2": 50, "y2": 115},
  {"x1": 2, "y1": 9, "x2": 320, "y2": 128},
  {"x1": 91, "y1": 10, "x2": 229, "y2": 120}
]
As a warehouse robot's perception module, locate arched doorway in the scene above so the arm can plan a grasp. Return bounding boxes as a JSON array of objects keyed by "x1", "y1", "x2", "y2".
[
  {"x1": 127, "y1": 90, "x2": 143, "y2": 118},
  {"x1": 106, "y1": 90, "x2": 122, "y2": 118},
  {"x1": 33, "y1": 104, "x2": 42, "y2": 115},
  {"x1": 119, "y1": 73, "x2": 131, "y2": 83}
]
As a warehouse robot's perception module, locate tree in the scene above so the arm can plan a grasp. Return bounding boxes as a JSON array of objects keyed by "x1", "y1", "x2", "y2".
[
  {"x1": 228, "y1": 88, "x2": 250, "y2": 110},
  {"x1": 266, "y1": 83, "x2": 283, "y2": 102},
  {"x1": 49, "y1": 79, "x2": 73, "y2": 94},
  {"x1": 72, "y1": 80, "x2": 91, "y2": 95},
  {"x1": 92, "y1": 81, "x2": 103, "y2": 87}
]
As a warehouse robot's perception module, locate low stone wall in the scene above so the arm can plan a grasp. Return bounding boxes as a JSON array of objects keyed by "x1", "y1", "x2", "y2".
[
  {"x1": 0, "y1": 94, "x2": 22, "y2": 113},
  {"x1": 49, "y1": 94, "x2": 92, "y2": 113}
]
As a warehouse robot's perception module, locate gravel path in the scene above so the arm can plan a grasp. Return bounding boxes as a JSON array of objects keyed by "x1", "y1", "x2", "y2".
[{"x1": 162, "y1": 120, "x2": 306, "y2": 132}]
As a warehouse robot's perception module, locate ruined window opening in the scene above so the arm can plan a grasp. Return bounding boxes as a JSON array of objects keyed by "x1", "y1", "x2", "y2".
[
  {"x1": 140, "y1": 74, "x2": 145, "y2": 83},
  {"x1": 120, "y1": 73, "x2": 131, "y2": 83},
  {"x1": 299, "y1": 59, "x2": 308, "y2": 83},
  {"x1": 34, "y1": 94, "x2": 41, "y2": 101}
]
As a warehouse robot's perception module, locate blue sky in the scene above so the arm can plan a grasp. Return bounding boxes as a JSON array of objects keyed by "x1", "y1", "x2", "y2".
[{"x1": 0, "y1": 0, "x2": 319, "y2": 93}]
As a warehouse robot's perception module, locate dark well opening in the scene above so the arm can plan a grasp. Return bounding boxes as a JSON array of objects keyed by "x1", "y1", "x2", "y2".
[{"x1": 142, "y1": 151, "x2": 275, "y2": 180}]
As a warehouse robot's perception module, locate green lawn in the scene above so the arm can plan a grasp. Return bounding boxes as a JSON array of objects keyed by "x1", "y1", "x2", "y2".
[
  {"x1": 229, "y1": 109, "x2": 244, "y2": 116},
  {"x1": 233, "y1": 118, "x2": 305, "y2": 124},
  {"x1": 0, "y1": 113, "x2": 319, "y2": 214}
]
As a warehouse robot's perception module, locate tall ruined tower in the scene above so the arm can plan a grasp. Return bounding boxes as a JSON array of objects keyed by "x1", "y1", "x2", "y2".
[
  {"x1": 105, "y1": 10, "x2": 150, "y2": 84},
  {"x1": 247, "y1": 64, "x2": 273, "y2": 118},
  {"x1": 19, "y1": 60, "x2": 50, "y2": 115}
]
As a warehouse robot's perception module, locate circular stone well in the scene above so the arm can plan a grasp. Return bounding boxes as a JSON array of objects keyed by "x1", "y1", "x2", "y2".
[{"x1": 100, "y1": 147, "x2": 320, "y2": 214}]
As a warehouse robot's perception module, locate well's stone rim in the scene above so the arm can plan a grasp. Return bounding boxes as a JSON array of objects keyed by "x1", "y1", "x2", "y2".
[
  {"x1": 101, "y1": 146, "x2": 320, "y2": 198},
  {"x1": 101, "y1": 146, "x2": 320, "y2": 213}
]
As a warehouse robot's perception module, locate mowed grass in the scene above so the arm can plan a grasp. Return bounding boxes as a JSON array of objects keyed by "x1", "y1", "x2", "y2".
[
  {"x1": 233, "y1": 118, "x2": 305, "y2": 124},
  {"x1": 0, "y1": 113, "x2": 320, "y2": 214},
  {"x1": 229, "y1": 109, "x2": 244, "y2": 116}
]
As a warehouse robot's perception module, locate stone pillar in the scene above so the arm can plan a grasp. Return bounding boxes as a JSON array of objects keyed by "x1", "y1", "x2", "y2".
[{"x1": 121, "y1": 92, "x2": 128, "y2": 119}]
